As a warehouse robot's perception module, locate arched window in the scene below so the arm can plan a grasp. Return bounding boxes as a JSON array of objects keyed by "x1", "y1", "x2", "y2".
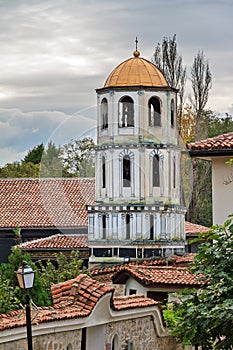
[
  {"x1": 119, "y1": 96, "x2": 134, "y2": 127},
  {"x1": 148, "y1": 97, "x2": 161, "y2": 127},
  {"x1": 173, "y1": 156, "x2": 176, "y2": 188},
  {"x1": 67, "y1": 344, "x2": 73, "y2": 350},
  {"x1": 153, "y1": 155, "x2": 160, "y2": 187},
  {"x1": 101, "y1": 98, "x2": 108, "y2": 129},
  {"x1": 112, "y1": 334, "x2": 119, "y2": 350},
  {"x1": 126, "y1": 213, "x2": 130, "y2": 239},
  {"x1": 150, "y1": 215, "x2": 154, "y2": 240},
  {"x1": 123, "y1": 155, "x2": 131, "y2": 187},
  {"x1": 171, "y1": 99, "x2": 174, "y2": 128},
  {"x1": 102, "y1": 156, "x2": 106, "y2": 188},
  {"x1": 102, "y1": 214, "x2": 106, "y2": 239}
]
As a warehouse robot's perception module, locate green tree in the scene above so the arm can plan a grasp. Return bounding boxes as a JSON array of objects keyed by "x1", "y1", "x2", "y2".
[
  {"x1": 61, "y1": 137, "x2": 95, "y2": 177},
  {"x1": 0, "y1": 161, "x2": 40, "y2": 178},
  {"x1": 207, "y1": 113, "x2": 233, "y2": 138},
  {"x1": 37, "y1": 250, "x2": 87, "y2": 300},
  {"x1": 0, "y1": 247, "x2": 87, "y2": 313},
  {"x1": 22, "y1": 143, "x2": 44, "y2": 164},
  {"x1": 0, "y1": 247, "x2": 51, "y2": 312},
  {"x1": 152, "y1": 34, "x2": 186, "y2": 134},
  {"x1": 0, "y1": 142, "x2": 65, "y2": 178},
  {"x1": 40, "y1": 141, "x2": 64, "y2": 177},
  {"x1": 171, "y1": 215, "x2": 233, "y2": 349},
  {"x1": 190, "y1": 50, "x2": 212, "y2": 141}
]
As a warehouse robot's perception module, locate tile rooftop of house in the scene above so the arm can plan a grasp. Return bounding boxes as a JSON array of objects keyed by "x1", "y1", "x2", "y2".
[
  {"x1": 187, "y1": 132, "x2": 233, "y2": 151},
  {"x1": 0, "y1": 274, "x2": 158, "y2": 331},
  {"x1": 0, "y1": 178, "x2": 95, "y2": 228},
  {"x1": 20, "y1": 234, "x2": 88, "y2": 249},
  {"x1": 112, "y1": 265, "x2": 203, "y2": 288},
  {"x1": 0, "y1": 178, "x2": 209, "y2": 237},
  {"x1": 90, "y1": 254, "x2": 196, "y2": 283},
  {"x1": 185, "y1": 221, "x2": 209, "y2": 235}
]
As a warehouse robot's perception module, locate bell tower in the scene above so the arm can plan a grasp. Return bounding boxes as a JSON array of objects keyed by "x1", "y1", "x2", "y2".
[{"x1": 87, "y1": 45, "x2": 186, "y2": 265}]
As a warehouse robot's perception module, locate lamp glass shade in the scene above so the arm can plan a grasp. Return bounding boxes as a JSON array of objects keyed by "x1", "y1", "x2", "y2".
[{"x1": 16, "y1": 262, "x2": 35, "y2": 289}]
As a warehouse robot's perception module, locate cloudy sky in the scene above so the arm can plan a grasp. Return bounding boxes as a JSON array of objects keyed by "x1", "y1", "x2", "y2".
[{"x1": 0, "y1": 0, "x2": 232, "y2": 166}]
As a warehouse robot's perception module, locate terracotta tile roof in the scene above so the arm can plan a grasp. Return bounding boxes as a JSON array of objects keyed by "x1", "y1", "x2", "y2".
[
  {"x1": 0, "y1": 274, "x2": 159, "y2": 331},
  {"x1": 112, "y1": 265, "x2": 203, "y2": 288},
  {"x1": 20, "y1": 234, "x2": 88, "y2": 249},
  {"x1": 91, "y1": 254, "x2": 196, "y2": 283},
  {"x1": 185, "y1": 221, "x2": 209, "y2": 235},
  {"x1": 0, "y1": 178, "x2": 95, "y2": 228},
  {"x1": 187, "y1": 132, "x2": 233, "y2": 152},
  {"x1": 113, "y1": 294, "x2": 158, "y2": 311},
  {"x1": 51, "y1": 274, "x2": 114, "y2": 305}
]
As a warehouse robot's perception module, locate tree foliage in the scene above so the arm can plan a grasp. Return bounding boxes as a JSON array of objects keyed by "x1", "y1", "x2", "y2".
[
  {"x1": 0, "y1": 142, "x2": 63, "y2": 178},
  {"x1": 23, "y1": 143, "x2": 44, "y2": 164},
  {"x1": 61, "y1": 137, "x2": 95, "y2": 177},
  {"x1": 190, "y1": 50, "x2": 212, "y2": 140},
  {"x1": 0, "y1": 247, "x2": 50, "y2": 312},
  {"x1": 0, "y1": 161, "x2": 40, "y2": 178},
  {"x1": 171, "y1": 215, "x2": 233, "y2": 349},
  {"x1": 0, "y1": 247, "x2": 87, "y2": 313},
  {"x1": 152, "y1": 34, "x2": 186, "y2": 134},
  {"x1": 37, "y1": 250, "x2": 87, "y2": 300},
  {"x1": 40, "y1": 141, "x2": 64, "y2": 177}
]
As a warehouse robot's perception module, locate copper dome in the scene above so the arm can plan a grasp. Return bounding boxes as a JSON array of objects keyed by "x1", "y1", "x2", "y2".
[{"x1": 104, "y1": 51, "x2": 168, "y2": 88}]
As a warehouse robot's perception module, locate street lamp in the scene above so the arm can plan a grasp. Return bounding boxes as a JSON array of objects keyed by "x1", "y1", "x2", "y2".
[{"x1": 16, "y1": 261, "x2": 35, "y2": 350}]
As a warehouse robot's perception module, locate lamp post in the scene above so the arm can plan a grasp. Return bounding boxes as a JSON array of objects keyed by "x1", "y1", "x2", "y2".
[{"x1": 16, "y1": 261, "x2": 35, "y2": 350}]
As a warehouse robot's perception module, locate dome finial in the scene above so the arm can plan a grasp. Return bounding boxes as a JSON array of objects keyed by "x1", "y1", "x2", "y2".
[{"x1": 133, "y1": 37, "x2": 140, "y2": 57}]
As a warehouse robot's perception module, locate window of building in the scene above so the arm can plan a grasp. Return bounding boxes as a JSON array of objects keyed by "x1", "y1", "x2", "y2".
[
  {"x1": 126, "y1": 213, "x2": 130, "y2": 239},
  {"x1": 119, "y1": 96, "x2": 134, "y2": 127},
  {"x1": 129, "y1": 289, "x2": 137, "y2": 295},
  {"x1": 67, "y1": 344, "x2": 73, "y2": 350},
  {"x1": 173, "y1": 156, "x2": 176, "y2": 188},
  {"x1": 150, "y1": 215, "x2": 154, "y2": 240},
  {"x1": 153, "y1": 155, "x2": 160, "y2": 187},
  {"x1": 123, "y1": 155, "x2": 131, "y2": 187},
  {"x1": 148, "y1": 97, "x2": 161, "y2": 127},
  {"x1": 112, "y1": 334, "x2": 119, "y2": 350},
  {"x1": 171, "y1": 99, "x2": 174, "y2": 128},
  {"x1": 102, "y1": 156, "x2": 106, "y2": 188},
  {"x1": 101, "y1": 98, "x2": 108, "y2": 129},
  {"x1": 102, "y1": 214, "x2": 106, "y2": 239}
]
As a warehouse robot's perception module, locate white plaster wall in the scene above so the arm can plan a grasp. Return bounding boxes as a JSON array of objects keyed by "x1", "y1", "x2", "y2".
[
  {"x1": 212, "y1": 157, "x2": 233, "y2": 225},
  {"x1": 126, "y1": 277, "x2": 148, "y2": 295},
  {"x1": 86, "y1": 325, "x2": 105, "y2": 350}
]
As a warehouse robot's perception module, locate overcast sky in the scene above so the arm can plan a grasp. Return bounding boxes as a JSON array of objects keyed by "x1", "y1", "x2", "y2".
[{"x1": 0, "y1": 0, "x2": 232, "y2": 166}]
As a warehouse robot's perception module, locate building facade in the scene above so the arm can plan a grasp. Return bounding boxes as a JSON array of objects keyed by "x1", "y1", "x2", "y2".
[{"x1": 87, "y1": 49, "x2": 186, "y2": 264}]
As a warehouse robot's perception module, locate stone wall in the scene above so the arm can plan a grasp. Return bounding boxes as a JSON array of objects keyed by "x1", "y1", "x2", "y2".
[
  {"x1": 105, "y1": 315, "x2": 179, "y2": 350},
  {"x1": 0, "y1": 317, "x2": 185, "y2": 350},
  {"x1": 0, "y1": 329, "x2": 82, "y2": 350}
]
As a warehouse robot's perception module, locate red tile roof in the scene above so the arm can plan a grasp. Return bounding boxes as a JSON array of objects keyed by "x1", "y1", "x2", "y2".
[
  {"x1": 0, "y1": 178, "x2": 95, "y2": 228},
  {"x1": 185, "y1": 221, "x2": 209, "y2": 235},
  {"x1": 20, "y1": 234, "x2": 88, "y2": 249},
  {"x1": 0, "y1": 274, "x2": 157, "y2": 331},
  {"x1": 113, "y1": 294, "x2": 158, "y2": 311},
  {"x1": 51, "y1": 274, "x2": 114, "y2": 305},
  {"x1": 91, "y1": 254, "x2": 196, "y2": 283},
  {"x1": 112, "y1": 265, "x2": 203, "y2": 288},
  {"x1": 187, "y1": 132, "x2": 233, "y2": 152}
]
